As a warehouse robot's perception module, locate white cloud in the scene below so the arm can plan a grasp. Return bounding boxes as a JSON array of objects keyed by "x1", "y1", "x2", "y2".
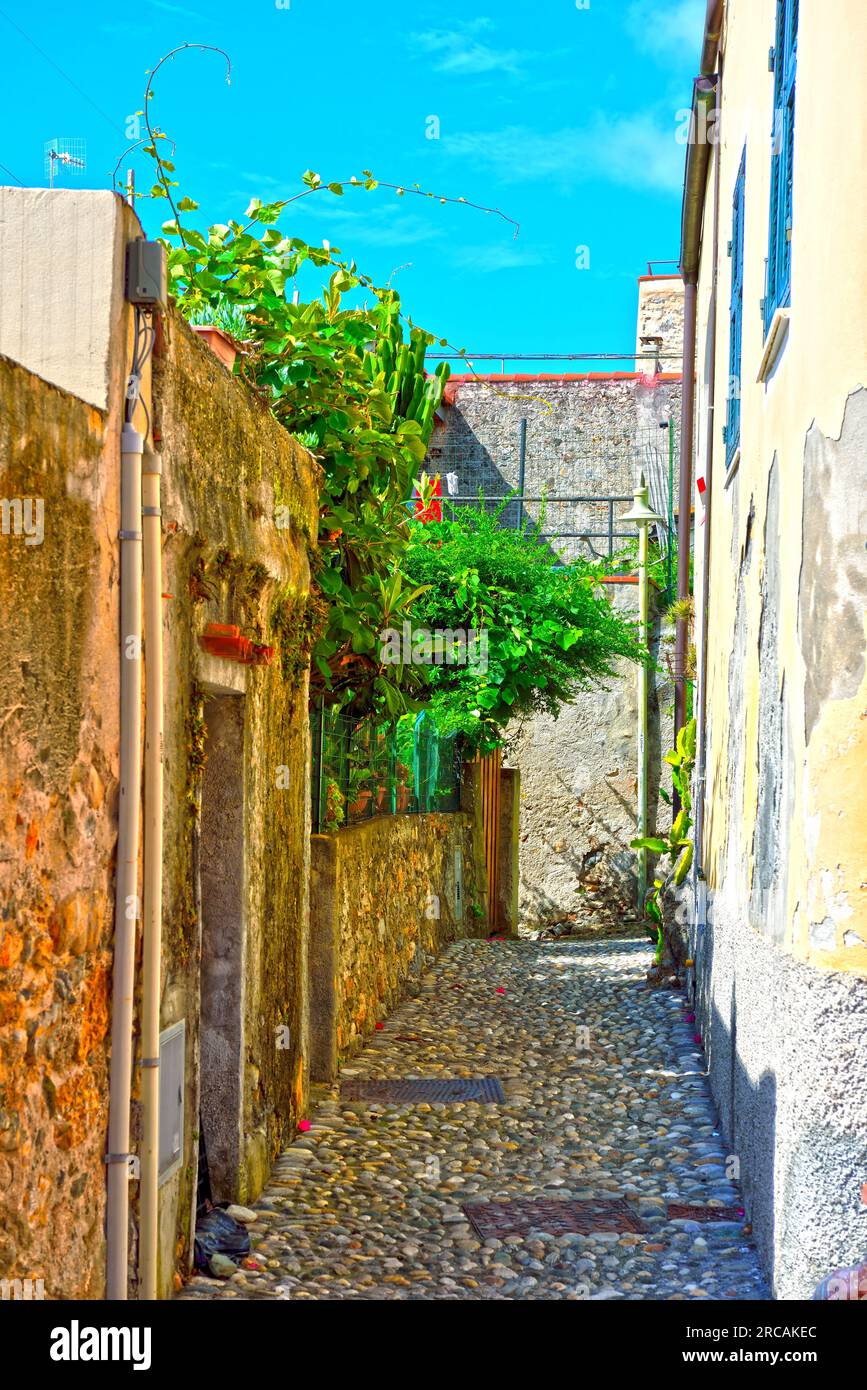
[
  {"x1": 444, "y1": 113, "x2": 684, "y2": 194},
  {"x1": 625, "y1": 0, "x2": 705, "y2": 61},
  {"x1": 410, "y1": 20, "x2": 530, "y2": 77},
  {"x1": 148, "y1": 0, "x2": 206, "y2": 18},
  {"x1": 449, "y1": 243, "x2": 550, "y2": 274},
  {"x1": 282, "y1": 195, "x2": 447, "y2": 249}
]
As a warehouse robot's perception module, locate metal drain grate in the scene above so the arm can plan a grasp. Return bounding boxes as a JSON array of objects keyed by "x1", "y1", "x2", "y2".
[
  {"x1": 667, "y1": 1203, "x2": 745, "y2": 1223},
  {"x1": 339, "y1": 1077, "x2": 506, "y2": 1103},
  {"x1": 462, "y1": 1198, "x2": 646, "y2": 1240}
]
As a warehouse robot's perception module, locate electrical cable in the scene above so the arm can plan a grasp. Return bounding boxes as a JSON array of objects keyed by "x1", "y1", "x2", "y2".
[
  {"x1": 0, "y1": 158, "x2": 24, "y2": 185},
  {"x1": 126, "y1": 307, "x2": 155, "y2": 438}
]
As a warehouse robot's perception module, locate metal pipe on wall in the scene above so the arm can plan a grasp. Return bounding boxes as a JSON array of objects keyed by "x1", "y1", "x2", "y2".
[
  {"x1": 140, "y1": 440, "x2": 164, "y2": 1301},
  {"x1": 694, "y1": 73, "x2": 722, "y2": 882},
  {"x1": 516, "y1": 418, "x2": 527, "y2": 529},
  {"x1": 675, "y1": 72, "x2": 719, "y2": 745},
  {"x1": 700, "y1": 0, "x2": 725, "y2": 78},
  {"x1": 675, "y1": 277, "x2": 698, "y2": 742},
  {"x1": 106, "y1": 421, "x2": 144, "y2": 1301}
]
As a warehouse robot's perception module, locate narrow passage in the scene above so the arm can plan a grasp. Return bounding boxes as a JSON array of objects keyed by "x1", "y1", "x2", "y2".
[{"x1": 179, "y1": 938, "x2": 769, "y2": 1301}]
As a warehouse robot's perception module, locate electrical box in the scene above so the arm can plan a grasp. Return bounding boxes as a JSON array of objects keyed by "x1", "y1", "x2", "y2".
[
  {"x1": 126, "y1": 239, "x2": 167, "y2": 308},
  {"x1": 158, "y1": 1020, "x2": 185, "y2": 1185}
]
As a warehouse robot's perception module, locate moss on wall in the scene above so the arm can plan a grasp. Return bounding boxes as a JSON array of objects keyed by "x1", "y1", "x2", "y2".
[
  {"x1": 310, "y1": 809, "x2": 486, "y2": 1071},
  {"x1": 154, "y1": 312, "x2": 320, "y2": 1287},
  {"x1": 0, "y1": 309, "x2": 323, "y2": 1298}
]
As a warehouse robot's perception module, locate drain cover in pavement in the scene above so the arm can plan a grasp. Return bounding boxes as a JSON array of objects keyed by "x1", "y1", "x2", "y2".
[
  {"x1": 339, "y1": 1077, "x2": 506, "y2": 1103},
  {"x1": 462, "y1": 1198, "x2": 646, "y2": 1240},
  {"x1": 666, "y1": 1203, "x2": 745, "y2": 1223}
]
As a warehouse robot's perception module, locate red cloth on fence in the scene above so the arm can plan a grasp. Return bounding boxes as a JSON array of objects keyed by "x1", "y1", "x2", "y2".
[{"x1": 413, "y1": 475, "x2": 442, "y2": 523}]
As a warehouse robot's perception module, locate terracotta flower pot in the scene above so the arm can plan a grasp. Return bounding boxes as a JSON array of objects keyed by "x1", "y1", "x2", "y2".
[
  {"x1": 191, "y1": 325, "x2": 238, "y2": 372},
  {"x1": 347, "y1": 789, "x2": 373, "y2": 818}
]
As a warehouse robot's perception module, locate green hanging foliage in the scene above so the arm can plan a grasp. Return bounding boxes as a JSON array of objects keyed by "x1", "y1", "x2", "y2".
[{"x1": 401, "y1": 502, "x2": 645, "y2": 753}]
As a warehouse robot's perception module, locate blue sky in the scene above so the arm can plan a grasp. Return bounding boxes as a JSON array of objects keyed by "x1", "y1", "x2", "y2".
[{"x1": 0, "y1": 0, "x2": 704, "y2": 363}]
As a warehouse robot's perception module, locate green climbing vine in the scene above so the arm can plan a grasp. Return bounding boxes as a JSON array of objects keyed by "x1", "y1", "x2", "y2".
[
  {"x1": 631, "y1": 717, "x2": 696, "y2": 963},
  {"x1": 129, "y1": 42, "x2": 519, "y2": 720},
  {"x1": 401, "y1": 502, "x2": 645, "y2": 752}
]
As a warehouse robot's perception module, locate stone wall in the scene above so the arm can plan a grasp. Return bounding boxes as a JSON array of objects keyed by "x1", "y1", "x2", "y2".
[
  {"x1": 308, "y1": 780, "x2": 487, "y2": 1080},
  {"x1": 634, "y1": 276, "x2": 685, "y2": 371},
  {"x1": 0, "y1": 190, "x2": 321, "y2": 1299},
  {"x1": 153, "y1": 312, "x2": 320, "y2": 1292},
  {"x1": 693, "y1": 895, "x2": 867, "y2": 1299},
  {"x1": 690, "y1": 390, "x2": 867, "y2": 1296},
  {"x1": 505, "y1": 581, "x2": 668, "y2": 933},
  {"x1": 431, "y1": 373, "x2": 681, "y2": 564},
  {"x1": 687, "y1": 0, "x2": 867, "y2": 1292},
  {"x1": 0, "y1": 353, "x2": 118, "y2": 1299},
  {"x1": 426, "y1": 368, "x2": 679, "y2": 935}
]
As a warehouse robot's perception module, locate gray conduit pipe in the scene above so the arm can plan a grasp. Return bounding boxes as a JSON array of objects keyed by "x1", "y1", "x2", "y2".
[
  {"x1": 140, "y1": 440, "x2": 164, "y2": 1301},
  {"x1": 106, "y1": 421, "x2": 144, "y2": 1300},
  {"x1": 675, "y1": 73, "x2": 718, "y2": 746},
  {"x1": 694, "y1": 74, "x2": 722, "y2": 886}
]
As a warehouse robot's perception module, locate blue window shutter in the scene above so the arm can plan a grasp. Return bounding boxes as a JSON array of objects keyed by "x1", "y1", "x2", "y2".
[
  {"x1": 726, "y1": 148, "x2": 747, "y2": 467},
  {"x1": 789, "y1": 0, "x2": 799, "y2": 57},
  {"x1": 773, "y1": 0, "x2": 786, "y2": 107},
  {"x1": 765, "y1": 0, "x2": 798, "y2": 333}
]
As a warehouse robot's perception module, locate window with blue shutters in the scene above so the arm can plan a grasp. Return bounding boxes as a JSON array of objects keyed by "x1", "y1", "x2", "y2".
[
  {"x1": 764, "y1": 0, "x2": 799, "y2": 335},
  {"x1": 726, "y1": 148, "x2": 746, "y2": 468}
]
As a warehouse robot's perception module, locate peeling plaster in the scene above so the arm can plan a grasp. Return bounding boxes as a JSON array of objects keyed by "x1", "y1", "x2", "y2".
[{"x1": 799, "y1": 389, "x2": 867, "y2": 743}]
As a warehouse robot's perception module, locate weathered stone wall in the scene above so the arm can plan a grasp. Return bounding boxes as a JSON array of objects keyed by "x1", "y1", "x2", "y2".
[
  {"x1": 430, "y1": 373, "x2": 681, "y2": 563},
  {"x1": 425, "y1": 368, "x2": 679, "y2": 936},
  {"x1": 688, "y1": 0, "x2": 867, "y2": 1292},
  {"x1": 691, "y1": 390, "x2": 867, "y2": 1296},
  {"x1": 153, "y1": 312, "x2": 320, "y2": 1292},
  {"x1": 0, "y1": 188, "x2": 321, "y2": 1300},
  {"x1": 308, "y1": 794, "x2": 486, "y2": 1079},
  {"x1": 505, "y1": 581, "x2": 668, "y2": 933},
  {"x1": 634, "y1": 276, "x2": 685, "y2": 370},
  {"x1": 0, "y1": 353, "x2": 118, "y2": 1299},
  {"x1": 693, "y1": 895, "x2": 867, "y2": 1299}
]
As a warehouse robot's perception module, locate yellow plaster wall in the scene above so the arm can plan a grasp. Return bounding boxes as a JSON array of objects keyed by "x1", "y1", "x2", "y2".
[{"x1": 694, "y1": 0, "x2": 867, "y2": 975}]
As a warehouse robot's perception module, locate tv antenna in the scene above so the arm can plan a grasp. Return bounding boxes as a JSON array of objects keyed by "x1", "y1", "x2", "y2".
[{"x1": 44, "y1": 138, "x2": 86, "y2": 188}]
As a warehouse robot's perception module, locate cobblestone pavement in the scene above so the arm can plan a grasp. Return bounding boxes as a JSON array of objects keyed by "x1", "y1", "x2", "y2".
[{"x1": 179, "y1": 937, "x2": 770, "y2": 1301}]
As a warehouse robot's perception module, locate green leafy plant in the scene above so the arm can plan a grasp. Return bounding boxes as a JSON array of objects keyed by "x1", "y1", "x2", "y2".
[
  {"x1": 185, "y1": 294, "x2": 251, "y2": 342},
  {"x1": 631, "y1": 717, "x2": 696, "y2": 963},
  {"x1": 131, "y1": 43, "x2": 518, "y2": 723},
  {"x1": 323, "y1": 777, "x2": 345, "y2": 832},
  {"x1": 401, "y1": 502, "x2": 644, "y2": 751}
]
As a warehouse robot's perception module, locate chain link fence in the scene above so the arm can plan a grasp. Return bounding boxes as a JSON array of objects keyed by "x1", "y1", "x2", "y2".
[
  {"x1": 427, "y1": 415, "x2": 678, "y2": 597},
  {"x1": 310, "y1": 707, "x2": 462, "y2": 832}
]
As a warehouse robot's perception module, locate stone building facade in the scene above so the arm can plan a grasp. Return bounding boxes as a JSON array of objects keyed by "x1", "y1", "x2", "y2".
[
  {"x1": 430, "y1": 367, "x2": 681, "y2": 566},
  {"x1": 634, "y1": 273, "x2": 685, "y2": 371},
  {"x1": 684, "y1": 0, "x2": 867, "y2": 1297}
]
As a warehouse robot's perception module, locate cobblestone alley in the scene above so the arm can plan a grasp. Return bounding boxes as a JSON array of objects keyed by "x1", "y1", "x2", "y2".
[{"x1": 179, "y1": 937, "x2": 769, "y2": 1302}]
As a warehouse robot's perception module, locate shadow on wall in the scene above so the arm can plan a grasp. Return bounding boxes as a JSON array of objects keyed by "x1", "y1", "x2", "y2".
[
  {"x1": 693, "y1": 920, "x2": 778, "y2": 1290},
  {"x1": 428, "y1": 409, "x2": 515, "y2": 501},
  {"x1": 693, "y1": 904, "x2": 867, "y2": 1299}
]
